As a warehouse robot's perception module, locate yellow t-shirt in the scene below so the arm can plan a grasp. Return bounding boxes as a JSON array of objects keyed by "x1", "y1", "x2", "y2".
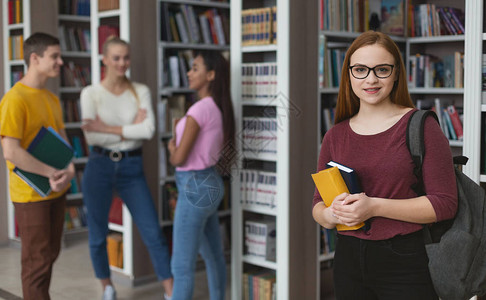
[{"x1": 0, "y1": 82, "x2": 70, "y2": 203}]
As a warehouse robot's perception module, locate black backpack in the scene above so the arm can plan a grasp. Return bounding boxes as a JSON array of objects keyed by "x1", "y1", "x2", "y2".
[{"x1": 407, "y1": 109, "x2": 486, "y2": 300}]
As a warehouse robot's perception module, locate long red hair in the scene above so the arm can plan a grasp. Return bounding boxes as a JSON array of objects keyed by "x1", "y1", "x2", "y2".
[{"x1": 334, "y1": 31, "x2": 414, "y2": 124}]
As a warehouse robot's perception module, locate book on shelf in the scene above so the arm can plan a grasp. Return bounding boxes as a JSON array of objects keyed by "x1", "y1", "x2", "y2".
[
  {"x1": 380, "y1": 0, "x2": 405, "y2": 36},
  {"x1": 311, "y1": 165, "x2": 365, "y2": 231},
  {"x1": 239, "y1": 169, "x2": 276, "y2": 209},
  {"x1": 109, "y1": 195, "x2": 123, "y2": 225},
  {"x1": 98, "y1": 0, "x2": 119, "y2": 12},
  {"x1": 107, "y1": 233, "x2": 123, "y2": 268},
  {"x1": 59, "y1": 0, "x2": 90, "y2": 16},
  {"x1": 58, "y1": 25, "x2": 91, "y2": 53},
  {"x1": 241, "y1": 63, "x2": 278, "y2": 100},
  {"x1": 161, "y1": 182, "x2": 178, "y2": 221},
  {"x1": 242, "y1": 117, "x2": 278, "y2": 156},
  {"x1": 409, "y1": 4, "x2": 465, "y2": 37},
  {"x1": 243, "y1": 270, "x2": 276, "y2": 300},
  {"x1": 7, "y1": 0, "x2": 23, "y2": 25},
  {"x1": 241, "y1": 7, "x2": 276, "y2": 46},
  {"x1": 8, "y1": 35, "x2": 24, "y2": 61},
  {"x1": 320, "y1": 227, "x2": 336, "y2": 254},
  {"x1": 160, "y1": 4, "x2": 228, "y2": 45},
  {"x1": 14, "y1": 127, "x2": 74, "y2": 198},
  {"x1": 482, "y1": 54, "x2": 486, "y2": 105},
  {"x1": 98, "y1": 25, "x2": 120, "y2": 54},
  {"x1": 244, "y1": 219, "x2": 276, "y2": 262}
]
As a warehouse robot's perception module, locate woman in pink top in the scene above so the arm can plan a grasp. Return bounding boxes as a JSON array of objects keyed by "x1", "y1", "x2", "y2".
[
  {"x1": 312, "y1": 31, "x2": 457, "y2": 299},
  {"x1": 168, "y1": 51, "x2": 235, "y2": 300}
]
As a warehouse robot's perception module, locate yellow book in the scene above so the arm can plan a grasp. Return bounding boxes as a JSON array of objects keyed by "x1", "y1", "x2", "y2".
[{"x1": 312, "y1": 166, "x2": 365, "y2": 231}]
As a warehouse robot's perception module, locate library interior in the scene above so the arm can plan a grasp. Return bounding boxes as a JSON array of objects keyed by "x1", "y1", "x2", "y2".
[{"x1": 0, "y1": 0, "x2": 485, "y2": 299}]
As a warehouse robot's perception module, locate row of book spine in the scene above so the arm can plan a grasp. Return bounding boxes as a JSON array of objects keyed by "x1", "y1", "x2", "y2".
[
  {"x1": 416, "y1": 99, "x2": 463, "y2": 141},
  {"x1": 7, "y1": 0, "x2": 22, "y2": 24},
  {"x1": 107, "y1": 233, "x2": 123, "y2": 268},
  {"x1": 64, "y1": 205, "x2": 88, "y2": 230},
  {"x1": 321, "y1": 107, "x2": 336, "y2": 134},
  {"x1": 161, "y1": 4, "x2": 229, "y2": 45},
  {"x1": 241, "y1": 63, "x2": 278, "y2": 101},
  {"x1": 69, "y1": 169, "x2": 85, "y2": 194},
  {"x1": 8, "y1": 35, "x2": 24, "y2": 61},
  {"x1": 318, "y1": 36, "x2": 348, "y2": 88},
  {"x1": 320, "y1": 227, "x2": 336, "y2": 254},
  {"x1": 242, "y1": 270, "x2": 276, "y2": 300},
  {"x1": 59, "y1": 0, "x2": 90, "y2": 16},
  {"x1": 164, "y1": 50, "x2": 195, "y2": 89},
  {"x1": 482, "y1": 54, "x2": 486, "y2": 104},
  {"x1": 62, "y1": 99, "x2": 81, "y2": 123},
  {"x1": 61, "y1": 62, "x2": 91, "y2": 88},
  {"x1": 98, "y1": 0, "x2": 119, "y2": 12},
  {"x1": 244, "y1": 219, "x2": 276, "y2": 262},
  {"x1": 240, "y1": 170, "x2": 277, "y2": 209},
  {"x1": 408, "y1": 4, "x2": 464, "y2": 37},
  {"x1": 481, "y1": 114, "x2": 486, "y2": 175},
  {"x1": 408, "y1": 52, "x2": 464, "y2": 89},
  {"x1": 10, "y1": 70, "x2": 23, "y2": 87},
  {"x1": 58, "y1": 25, "x2": 91, "y2": 53},
  {"x1": 241, "y1": 7, "x2": 277, "y2": 46},
  {"x1": 69, "y1": 134, "x2": 90, "y2": 158},
  {"x1": 98, "y1": 25, "x2": 120, "y2": 54},
  {"x1": 242, "y1": 117, "x2": 278, "y2": 156}
]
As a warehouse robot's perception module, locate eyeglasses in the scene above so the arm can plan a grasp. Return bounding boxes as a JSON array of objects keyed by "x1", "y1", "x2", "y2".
[{"x1": 349, "y1": 64, "x2": 395, "y2": 79}]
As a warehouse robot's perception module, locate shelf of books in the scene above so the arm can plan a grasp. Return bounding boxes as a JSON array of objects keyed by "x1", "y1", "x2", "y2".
[
  {"x1": 231, "y1": 0, "x2": 289, "y2": 299},
  {"x1": 58, "y1": 0, "x2": 92, "y2": 237},
  {"x1": 3, "y1": 0, "x2": 29, "y2": 242},
  {"x1": 90, "y1": 0, "x2": 135, "y2": 279},
  {"x1": 156, "y1": 0, "x2": 232, "y2": 266}
]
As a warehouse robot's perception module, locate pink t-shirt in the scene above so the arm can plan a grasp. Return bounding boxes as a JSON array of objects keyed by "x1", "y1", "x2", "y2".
[{"x1": 175, "y1": 96, "x2": 223, "y2": 171}]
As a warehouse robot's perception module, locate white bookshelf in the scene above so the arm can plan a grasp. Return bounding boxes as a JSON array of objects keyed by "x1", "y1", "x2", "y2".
[
  {"x1": 231, "y1": 0, "x2": 320, "y2": 299},
  {"x1": 3, "y1": 0, "x2": 30, "y2": 242}
]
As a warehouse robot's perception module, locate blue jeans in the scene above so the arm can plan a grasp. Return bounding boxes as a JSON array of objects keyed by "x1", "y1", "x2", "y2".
[
  {"x1": 172, "y1": 167, "x2": 226, "y2": 300},
  {"x1": 83, "y1": 151, "x2": 172, "y2": 280}
]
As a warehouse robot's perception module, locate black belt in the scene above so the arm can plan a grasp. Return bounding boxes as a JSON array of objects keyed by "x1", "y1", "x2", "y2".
[{"x1": 92, "y1": 146, "x2": 142, "y2": 162}]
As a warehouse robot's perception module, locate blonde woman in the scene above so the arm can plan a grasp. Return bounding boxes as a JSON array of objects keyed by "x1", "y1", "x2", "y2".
[{"x1": 81, "y1": 37, "x2": 173, "y2": 300}]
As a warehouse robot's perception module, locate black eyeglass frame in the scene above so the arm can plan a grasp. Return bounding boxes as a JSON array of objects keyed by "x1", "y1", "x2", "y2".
[{"x1": 349, "y1": 64, "x2": 395, "y2": 79}]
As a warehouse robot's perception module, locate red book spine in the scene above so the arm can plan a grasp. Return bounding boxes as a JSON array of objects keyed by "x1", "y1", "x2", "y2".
[{"x1": 447, "y1": 105, "x2": 463, "y2": 140}]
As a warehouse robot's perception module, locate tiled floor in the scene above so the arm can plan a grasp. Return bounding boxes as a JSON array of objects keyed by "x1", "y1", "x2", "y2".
[{"x1": 0, "y1": 236, "x2": 231, "y2": 300}]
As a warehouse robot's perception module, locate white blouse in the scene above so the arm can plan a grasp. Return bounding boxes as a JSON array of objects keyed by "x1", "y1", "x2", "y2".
[{"x1": 80, "y1": 82, "x2": 155, "y2": 151}]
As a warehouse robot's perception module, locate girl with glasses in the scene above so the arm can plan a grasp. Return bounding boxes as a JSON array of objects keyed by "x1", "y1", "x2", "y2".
[{"x1": 312, "y1": 31, "x2": 457, "y2": 299}]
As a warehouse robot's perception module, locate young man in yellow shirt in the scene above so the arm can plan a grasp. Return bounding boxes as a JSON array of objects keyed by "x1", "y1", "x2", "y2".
[{"x1": 0, "y1": 32, "x2": 75, "y2": 300}]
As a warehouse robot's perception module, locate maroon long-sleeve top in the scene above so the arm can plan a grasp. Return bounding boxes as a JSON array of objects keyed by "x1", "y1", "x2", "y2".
[{"x1": 313, "y1": 109, "x2": 458, "y2": 240}]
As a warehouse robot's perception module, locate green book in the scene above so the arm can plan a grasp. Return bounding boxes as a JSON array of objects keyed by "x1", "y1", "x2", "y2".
[{"x1": 13, "y1": 126, "x2": 74, "y2": 197}]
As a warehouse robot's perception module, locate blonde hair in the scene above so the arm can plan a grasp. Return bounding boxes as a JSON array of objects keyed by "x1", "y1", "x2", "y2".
[{"x1": 102, "y1": 36, "x2": 140, "y2": 106}]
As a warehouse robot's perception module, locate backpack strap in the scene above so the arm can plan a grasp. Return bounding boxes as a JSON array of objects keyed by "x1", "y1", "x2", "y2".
[
  {"x1": 406, "y1": 109, "x2": 439, "y2": 196},
  {"x1": 406, "y1": 109, "x2": 439, "y2": 245}
]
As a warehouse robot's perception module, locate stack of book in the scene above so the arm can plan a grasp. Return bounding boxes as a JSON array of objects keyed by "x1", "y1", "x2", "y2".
[
  {"x1": 107, "y1": 233, "x2": 123, "y2": 268},
  {"x1": 242, "y1": 270, "x2": 276, "y2": 300},
  {"x1": 239, "y1": 170, "x2": 277, "y2": 209},
  {"x1": 244, "y1": 219, "x2": 276, "y2": 262},
  {"x1": 241, "y1": 6, "x2": 277, "y2": 46},
  {"x1": 241, "y1": 63, "x2": 278, "y2": 101}
]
